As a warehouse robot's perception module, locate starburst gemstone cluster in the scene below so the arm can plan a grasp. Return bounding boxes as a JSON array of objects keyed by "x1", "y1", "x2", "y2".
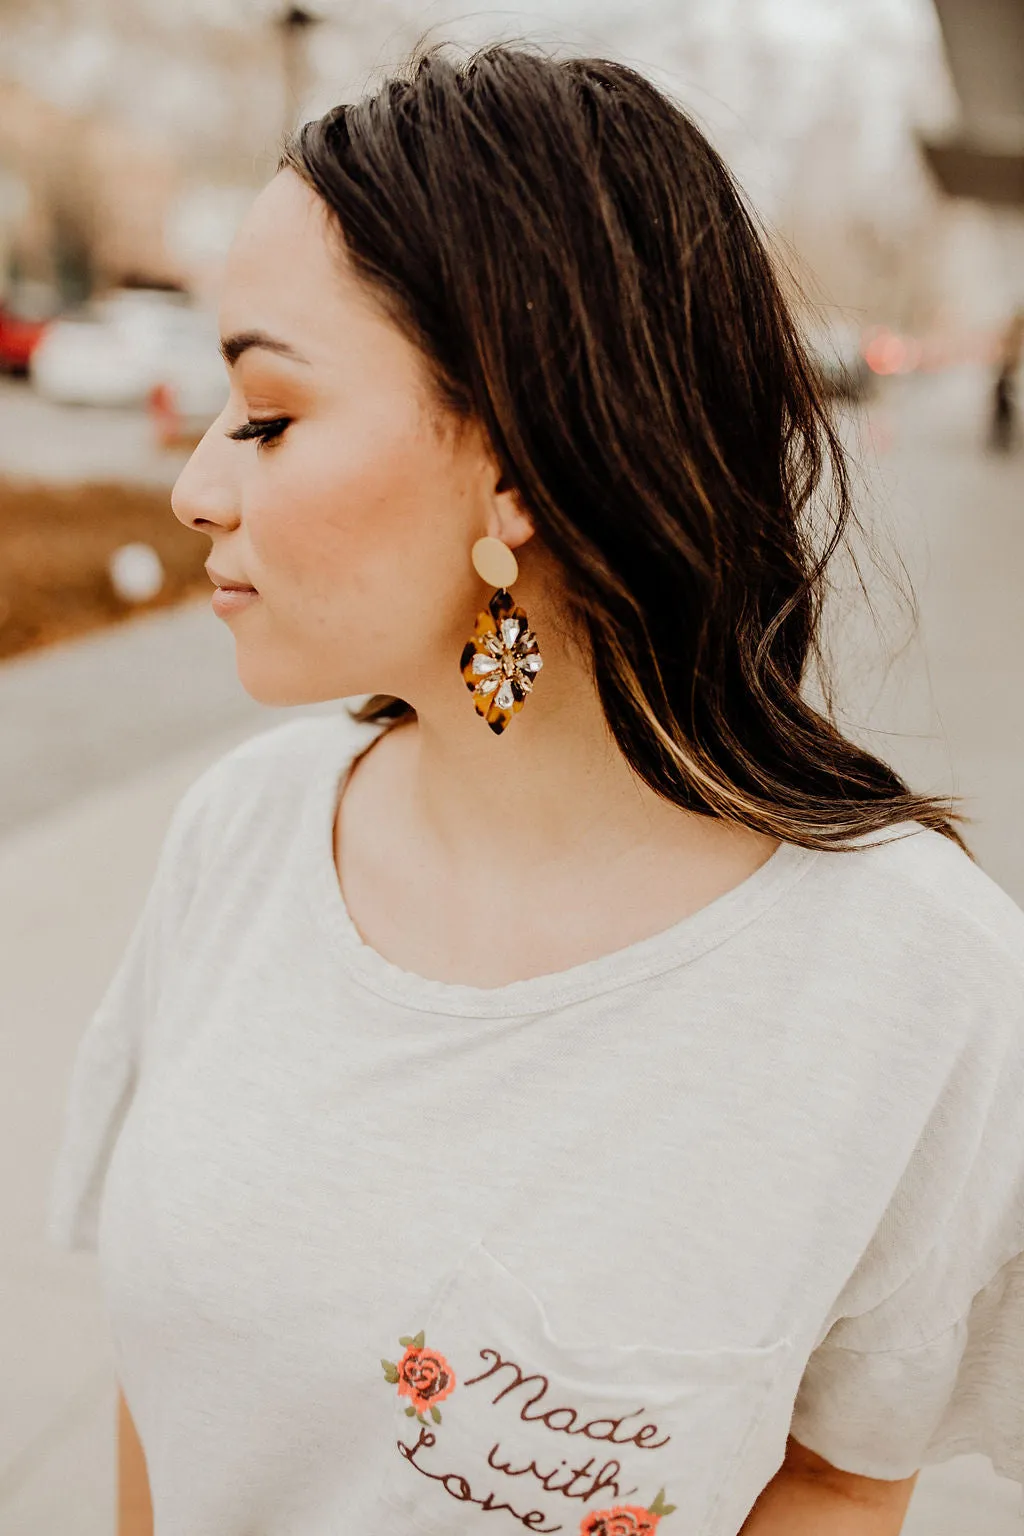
[{"x1": 459, "y1": 588, "x2": 543, "y2": 734}]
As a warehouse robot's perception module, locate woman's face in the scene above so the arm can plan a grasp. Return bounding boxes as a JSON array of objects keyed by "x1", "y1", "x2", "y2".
[{"x1": 172, "y1": 168, "x2": 521, "y2": 706}]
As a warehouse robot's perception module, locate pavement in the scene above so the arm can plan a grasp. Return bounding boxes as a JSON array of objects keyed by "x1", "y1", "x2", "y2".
[
  {"x1": 1, "y1": 366, "x2": 1023, "y2": 1533},
  {"x1": 0, "y1": 594, "x2": 344, "y2": 835}
]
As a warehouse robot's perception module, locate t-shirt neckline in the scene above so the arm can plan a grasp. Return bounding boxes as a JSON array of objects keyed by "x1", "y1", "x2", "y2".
[{"x1": 308, "y1": 718, "x2": 820, "y2": 1018}]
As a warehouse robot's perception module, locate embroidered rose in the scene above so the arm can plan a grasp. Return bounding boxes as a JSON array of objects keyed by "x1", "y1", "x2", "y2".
[
  {"x1": 399, "y1": 1346, "x2": 455, "y2": 1410},
  {"x1": 580, "y1": 1488, "x2": 676, "y2": 1535},
  {"x1": 580, "y1": 1511, "x2": 658, "y2": 1536},
  {"x1": 381, "y1": 1331, "x2": 456, "y2": 1424}
]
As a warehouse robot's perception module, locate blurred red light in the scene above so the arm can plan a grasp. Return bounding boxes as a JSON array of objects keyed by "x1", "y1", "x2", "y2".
[{"x1": 864, "y1": 331, "x2": 909, "y2": 375}]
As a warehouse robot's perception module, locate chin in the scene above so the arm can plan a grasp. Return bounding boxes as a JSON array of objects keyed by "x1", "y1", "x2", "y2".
[{"x1": 233, "y1": 653, "x2": 351, "y2": 709}]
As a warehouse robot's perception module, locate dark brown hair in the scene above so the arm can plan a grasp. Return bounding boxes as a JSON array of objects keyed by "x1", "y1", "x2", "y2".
[{"x1": 282, "y1": 43, "x2": 973, "y2": 856}]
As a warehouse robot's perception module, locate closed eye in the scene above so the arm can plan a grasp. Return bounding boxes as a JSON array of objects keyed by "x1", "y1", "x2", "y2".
[{"x1": 225, "y1": 416, "x2": 291, "y2": 450}]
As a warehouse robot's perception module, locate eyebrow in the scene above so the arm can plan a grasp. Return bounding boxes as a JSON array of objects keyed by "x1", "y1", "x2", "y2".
[{"x1": 219, "y1": 329, "x2": 311, "y2": 367}]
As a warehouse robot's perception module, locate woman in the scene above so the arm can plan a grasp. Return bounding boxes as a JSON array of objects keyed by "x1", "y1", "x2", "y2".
[{"x1": 48, "y1": 45, "x2": 1023, "y2": 1536}]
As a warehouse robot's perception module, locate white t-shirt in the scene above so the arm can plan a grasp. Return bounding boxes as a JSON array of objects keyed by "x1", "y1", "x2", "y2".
[{"x1": 47, "y1": 710, "x2": 1024, "y2": 1536}]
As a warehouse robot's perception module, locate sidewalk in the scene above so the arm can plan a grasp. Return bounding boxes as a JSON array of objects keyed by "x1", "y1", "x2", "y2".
[
  {"x1": 0, "y1": 593, "x2": 330, "y2": 835},
  {"x1": 0, "y1": 731, "x2": 250, "y2": 1534}
]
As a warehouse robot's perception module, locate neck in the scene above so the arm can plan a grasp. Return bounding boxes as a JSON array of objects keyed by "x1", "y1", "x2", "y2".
[{"x1": 379, "y1": 631, "x2": 760, "y2": 886}]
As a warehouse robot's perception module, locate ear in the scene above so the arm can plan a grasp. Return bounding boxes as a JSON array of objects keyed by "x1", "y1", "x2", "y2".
[{"x1": 489, "y1": 469, "x2": 535, "y2": 552}]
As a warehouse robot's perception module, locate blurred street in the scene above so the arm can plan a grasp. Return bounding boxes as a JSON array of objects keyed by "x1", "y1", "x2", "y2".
[
  {"x1": 0, "y1": 375, "x2": 190, "y2": 488},
  {"x1": 1, "y1": 365, "x2": 1023, "y2": 1532}
]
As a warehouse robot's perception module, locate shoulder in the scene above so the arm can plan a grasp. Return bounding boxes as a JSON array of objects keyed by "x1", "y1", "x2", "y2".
[
  {"x1": 790, "y1": 831, "x2": 1024, "y2": 1349},
  {"x1": 181, "y1": 707, "x2": 377, "y2": 807},
  {"x1": 189, "y1": 708, "x2": 362, "y2": 788},
  {"x1": 833, "y1": 822, "x2": 1023, "y2": 958},
  {"x1": 803, "y1": 821, "x2": 1024, "y2": 1045}
]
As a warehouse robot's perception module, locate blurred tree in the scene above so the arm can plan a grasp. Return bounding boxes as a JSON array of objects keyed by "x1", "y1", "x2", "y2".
[{"x1": 0, "y1": 0, "x2": 1017, "y2": 328}]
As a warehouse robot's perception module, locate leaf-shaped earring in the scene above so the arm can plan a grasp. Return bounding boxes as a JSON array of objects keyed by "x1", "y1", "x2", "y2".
[{"x1": 459, "y1": 536, "x2": 543, "y2": 735}]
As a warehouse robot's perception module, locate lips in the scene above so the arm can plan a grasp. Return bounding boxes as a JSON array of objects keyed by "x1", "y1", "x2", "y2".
[{"x1": 211, "y1": 585, "x2": 259, "y2": 618}]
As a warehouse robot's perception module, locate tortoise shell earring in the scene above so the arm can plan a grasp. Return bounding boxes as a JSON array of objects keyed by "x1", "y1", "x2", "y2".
[{"x1": 459, "y1": 536, "x2": 544, "y2": 735}]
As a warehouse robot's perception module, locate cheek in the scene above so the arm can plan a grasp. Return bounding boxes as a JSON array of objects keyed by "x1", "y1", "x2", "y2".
[{"x1": 245, "y1": 420, "x2": 471, "y2": 626}]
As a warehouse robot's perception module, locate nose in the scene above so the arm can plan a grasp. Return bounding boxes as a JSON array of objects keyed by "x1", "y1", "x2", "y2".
[{"x1": 170, "y1": 417, "x2": 241, "y2": 535}]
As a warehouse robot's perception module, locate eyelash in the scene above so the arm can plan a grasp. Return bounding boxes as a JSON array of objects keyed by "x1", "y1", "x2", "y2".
[{"x1": 225, "y1": 417, "x2": 291, "y2": 451}]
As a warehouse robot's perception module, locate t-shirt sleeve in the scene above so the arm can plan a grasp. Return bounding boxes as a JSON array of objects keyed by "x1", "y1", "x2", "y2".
[
  {"x1": 45, "y1": 765, "x2": 218, "y2": 1254},
  {"x1": 789, "y1": 948, "x2": 1024, "y2": 1486}
]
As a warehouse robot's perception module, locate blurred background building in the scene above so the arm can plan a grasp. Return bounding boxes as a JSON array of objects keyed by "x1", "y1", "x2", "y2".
[
  {"x1": 0, "y1": 0, "x2": 1020, "y2": 448},
  {"x1": 0, "y1": 0, "x2": 1017, "y2": 509},
  {"x1": 0, "y1": 0, "x2": 1020, "y2": 327}
]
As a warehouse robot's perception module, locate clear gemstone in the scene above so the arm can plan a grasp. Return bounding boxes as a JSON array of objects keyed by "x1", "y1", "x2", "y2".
[
  {"x1": 471, "y1": 653, "x2": 499, "y2": 675},
  {"x1": 495, "y1": 681, "x2": 515, "y2": 709},
  {"x1": 500, "y1": 617, "x2": 521, "y2": 649},
  {"x1": 484, "y1": 632, "x2": 505, "y2": 657},
  {"x1": 475, "y1": 676, "x2": 500, "y2": 695},
  {"x1": 521, "y1": 654, "x2": 543, "y2": 673}
]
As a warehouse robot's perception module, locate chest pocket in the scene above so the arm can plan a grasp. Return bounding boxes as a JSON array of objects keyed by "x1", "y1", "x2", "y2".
[{"x1": 378, "y1": 1241, "x2": 793, "y2": 1536}]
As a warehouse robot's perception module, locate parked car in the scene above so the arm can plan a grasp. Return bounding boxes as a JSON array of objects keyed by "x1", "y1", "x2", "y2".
[
  {"x1": 0, "y1": 281, "x2": 59, "y2": 373},
  {"x1": 147, "y1": 336, "x2": 227, "y2": 447},
  {"x1": 30, "y1": 288, "x2": 225, "y2": 434}
]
